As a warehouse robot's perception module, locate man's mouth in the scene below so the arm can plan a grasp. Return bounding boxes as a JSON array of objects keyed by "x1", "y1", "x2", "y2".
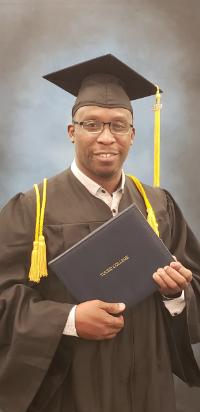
[{"x1": 94, "y1": 152, "x2": 118, "y2": 158}]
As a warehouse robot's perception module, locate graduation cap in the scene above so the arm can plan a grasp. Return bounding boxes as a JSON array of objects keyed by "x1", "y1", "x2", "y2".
[{"x1": 43, "y1": 54, "x2": 159, "y2": 114}]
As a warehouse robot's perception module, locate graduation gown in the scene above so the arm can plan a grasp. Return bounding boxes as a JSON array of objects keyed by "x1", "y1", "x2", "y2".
[{"x1": 0, "y1": 169, "x2": 200, "y2": 412}]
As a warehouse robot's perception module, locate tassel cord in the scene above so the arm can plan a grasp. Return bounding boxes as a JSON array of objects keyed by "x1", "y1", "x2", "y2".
[
  {"x1": 153, "y1": 86, "x2": 161, "y2": 188},
  {"x1": 39, "y1": 178, "x2": 47, "y2": 237}
]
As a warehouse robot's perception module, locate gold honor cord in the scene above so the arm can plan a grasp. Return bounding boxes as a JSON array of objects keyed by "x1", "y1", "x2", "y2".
[
  {"x1": 29, "y1": 178, "x2": 48, "y2": 282},
  {"x1": 153, "y1": 86, "x2": 162, "y2": 187},
  {"x1": 128, "y1": 175, "x2": 159, "y2": 237}
]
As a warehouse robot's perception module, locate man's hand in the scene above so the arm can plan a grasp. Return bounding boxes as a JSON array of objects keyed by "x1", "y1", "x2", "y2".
[
  {"x1": 75, "y1": 300, "x2": 126, "y2": 340},
  {"x1": 153, "y1": 260, "x2": 192, "y2": 296}
]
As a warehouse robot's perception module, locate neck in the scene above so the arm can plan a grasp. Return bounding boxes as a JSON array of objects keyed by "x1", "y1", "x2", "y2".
[
  {"x1": 93, "y1": 173, "x2": 122, "y2": 194},
  {"x1": 75, "y1": 163, "x2": 123, "y2": 194},
  {"x1": 74, "y1": 159, "x2": 123, "y2": 194}
]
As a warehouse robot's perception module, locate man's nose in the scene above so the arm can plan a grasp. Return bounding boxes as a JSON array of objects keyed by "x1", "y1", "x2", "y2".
[{"x1": 96, "y1": 124, "x2": 116, "y2": 144}]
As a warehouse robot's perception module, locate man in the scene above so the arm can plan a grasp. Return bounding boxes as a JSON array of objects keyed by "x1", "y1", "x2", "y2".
[{"x1": 0, "y1": 54, "x2": 200, "y2": 412}]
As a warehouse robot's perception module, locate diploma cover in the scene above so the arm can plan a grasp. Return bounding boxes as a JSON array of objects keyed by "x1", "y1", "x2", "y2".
[{"x1": 49, "y1": 204, "x2": 174, "y2": 307}]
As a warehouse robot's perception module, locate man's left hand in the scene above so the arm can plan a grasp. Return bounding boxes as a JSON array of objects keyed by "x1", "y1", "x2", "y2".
[{"x1": 153, "y1": 261, "x2": 192, "y2": 296}]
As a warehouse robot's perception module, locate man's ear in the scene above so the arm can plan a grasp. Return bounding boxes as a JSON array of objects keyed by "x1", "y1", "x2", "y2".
[
  {"x1": 131, "y1": 127, "x2": 136, "y2": 145},
  {"x1": 68, "y1": 124, "x2": 75, "y2": 143}
]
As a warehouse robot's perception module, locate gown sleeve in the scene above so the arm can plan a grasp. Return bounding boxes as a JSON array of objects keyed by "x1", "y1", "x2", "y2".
[
  {"x1": 0, "y1": 193, "x2": 74, "y2": 412},
  {"x1": 161, "y1": 190, "x2": 200, "y2": 386}
]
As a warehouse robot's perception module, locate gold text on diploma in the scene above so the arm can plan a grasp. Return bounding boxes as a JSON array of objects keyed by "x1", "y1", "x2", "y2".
[{"x1": 99, "y1": 255, "x2": 130, "y2": 277}]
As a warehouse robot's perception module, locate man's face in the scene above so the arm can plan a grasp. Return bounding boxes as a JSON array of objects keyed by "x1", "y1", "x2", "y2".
[{"x1": 68, "y1": 105, "x2": 135, "y2": 183}]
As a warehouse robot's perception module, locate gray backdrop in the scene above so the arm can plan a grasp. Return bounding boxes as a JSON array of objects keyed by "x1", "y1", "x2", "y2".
[{"x1": 0, "y1": 0, "x2": 199, "y2": 410}]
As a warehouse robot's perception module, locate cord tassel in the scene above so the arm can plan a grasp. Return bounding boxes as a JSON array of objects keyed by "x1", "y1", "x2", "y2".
[
  {"x1": 38, "y1": 235, "x2": 48, "y2": 278},
  {"x1": 28, "y1": 179, "x2": 48, "y2": 282},
  {"x1": 38, "y1": 178, "x2": 48, "y2": 278},
  {"x1": 29, "y1": 240, "x2": 40, "y2": 282}
]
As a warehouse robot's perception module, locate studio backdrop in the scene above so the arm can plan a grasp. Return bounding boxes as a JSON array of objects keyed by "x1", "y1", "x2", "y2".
[{"x1": 0, "y1": 1, "x2": 199, "y2": 410}]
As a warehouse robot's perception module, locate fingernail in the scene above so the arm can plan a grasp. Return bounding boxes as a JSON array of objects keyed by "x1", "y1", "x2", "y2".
[
  {"x1": 171, "y1": 261, "x2": 180, "y2": 267},
  {"x1": 118, "y1": 303, "x2": 125, "y2": 311},
  {"x1": 157, "y1": 268, "x2": 163, "y2": 274}
]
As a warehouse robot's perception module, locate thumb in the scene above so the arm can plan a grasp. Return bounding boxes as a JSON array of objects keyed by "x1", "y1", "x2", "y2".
[{"x1": 100, "y1": 301, "x2": 126, "y2": 314}]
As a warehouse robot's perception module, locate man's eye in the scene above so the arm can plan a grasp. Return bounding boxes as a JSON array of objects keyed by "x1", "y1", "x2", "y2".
[
  {"x1": 112, "y1": 122, "x2": 127, "y2": 130},
  {"x1": 84, "y1": 121, "x2": 100, "y2": 129}
]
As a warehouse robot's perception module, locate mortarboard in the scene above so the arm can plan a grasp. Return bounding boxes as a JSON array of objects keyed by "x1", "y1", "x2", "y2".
[{"x1": 43, "y1": 53, "x2": 160, "y2": 116}]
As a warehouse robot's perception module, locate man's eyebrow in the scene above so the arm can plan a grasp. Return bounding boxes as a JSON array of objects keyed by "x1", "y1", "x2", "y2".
[
  {"x1": 77, "y1": 115, "x2": 130, "y2": 122},
  {"x1": 110, "y1": 117, "x2": 130, "y2": 122}
]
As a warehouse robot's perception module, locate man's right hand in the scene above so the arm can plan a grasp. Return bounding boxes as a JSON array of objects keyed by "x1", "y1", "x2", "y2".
[{"x1": 75, "y1": 300, "x2": 126, "y2": 340}]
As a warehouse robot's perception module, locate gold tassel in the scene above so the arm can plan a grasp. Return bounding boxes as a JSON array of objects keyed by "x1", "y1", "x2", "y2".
[
  {"x1": 127, "y1": 175, "x2": 160, "y2": 237},
  {"x1": 153, "y1": 86, "x2": 162, "y2": 187},
  {"x1": 28, "y1": 184, "x2": 41, "y2": 282},
  {"x1": 29, "y1": 240, "x2": 40, "y2": 282},
  {"x1": 38, "y1": 235, "x2": 48, "y2": 278},
  {"x1": 28, "y1": 179, "x2": 48, "y2": 282},
  {"x1": 38, "y1": 178, "x2": 48, "y2": 278}
]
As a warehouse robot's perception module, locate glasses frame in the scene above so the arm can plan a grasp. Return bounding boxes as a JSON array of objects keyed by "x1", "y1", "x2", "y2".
[{"x1": 73, "y1": 120, "x2": 133, "y2": 135}]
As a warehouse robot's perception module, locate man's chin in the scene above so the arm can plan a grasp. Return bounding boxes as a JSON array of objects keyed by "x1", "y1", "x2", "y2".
[
  {"x1": 80, "y1": 160, "x2": 123, "y2": 181},
  {"x1": 93, "y1": 166, "x2": 121, "y2": 180}
]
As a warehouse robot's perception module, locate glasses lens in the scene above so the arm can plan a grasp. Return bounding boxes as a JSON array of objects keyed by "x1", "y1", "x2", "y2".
[
  {"x1": 82, "y1": 120, "x2": 102, "y2": 133},
  {"x1": 110, "y1": 122, "x2": 130, "y2": 134}
]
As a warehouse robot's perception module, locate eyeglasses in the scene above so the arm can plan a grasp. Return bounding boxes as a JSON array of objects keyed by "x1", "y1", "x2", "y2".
[{"x1": 73, "y1": 120, "x2": 133, "y2": 135}]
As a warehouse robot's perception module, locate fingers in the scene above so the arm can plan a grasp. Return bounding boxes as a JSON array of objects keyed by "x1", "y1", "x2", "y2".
[
  {"x1": 170, "y1": 261, "x2": 192, "y2": 282},
  {"x1": 75, "y1": 300, "x2": 125, "y2": 340},
  {"x1": 104, "y1": 313, "x2": 125, "y2": 331},
  {"x1": 153, "y1": 269, "x2": 180, "y2": 291},
  {"x1": 98, "y1": 301, "x2": 125, "y2": 330},
  {"x1": 153, "y1": 261, "x2": 192, "y2": 296},
  {"x1": 160, "y1": 267, "x2": 187, "y2": 288}
]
